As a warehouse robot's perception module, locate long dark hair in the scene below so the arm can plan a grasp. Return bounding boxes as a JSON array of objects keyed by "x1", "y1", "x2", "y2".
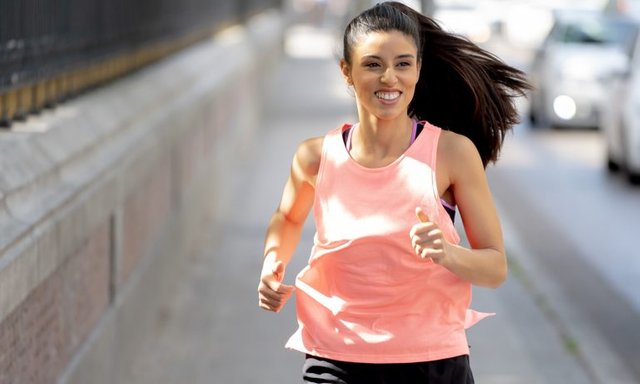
[{"x1": 342, "y1": 2, "x2": 531, "y2": 166}]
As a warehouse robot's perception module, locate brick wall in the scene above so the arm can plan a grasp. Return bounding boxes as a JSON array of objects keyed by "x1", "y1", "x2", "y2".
[
  {"x1": 0, "y1": 222, "x2": 110, "y2": 384},
  {"x1": 121, "y1": 157, "x2": 173, "y2": 286}
]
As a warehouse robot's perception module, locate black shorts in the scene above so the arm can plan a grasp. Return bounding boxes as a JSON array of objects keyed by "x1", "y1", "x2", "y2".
[{"x1": 302, "y1": 354, "x2": 474, "y2": 384}]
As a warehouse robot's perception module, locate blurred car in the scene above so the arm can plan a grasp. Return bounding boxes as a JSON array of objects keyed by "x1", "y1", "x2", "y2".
[
  {"x1": 528, "y1": 11, "x2": 638, "y2": 128},
  {"x1": 599, "y1": 26, "x2": 640, "y2": 184}
]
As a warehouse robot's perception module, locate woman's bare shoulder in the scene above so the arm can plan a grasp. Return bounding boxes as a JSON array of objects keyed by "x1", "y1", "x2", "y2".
[
  {"x1": 294, "y1": 136, "x2": 324, "y2": 179},
  {"x1": 437, "y1": 130, "x2": 485, "y2": 186},
  {"x1": 438, "y1": 130, "x2": 480, "y2": 165}
]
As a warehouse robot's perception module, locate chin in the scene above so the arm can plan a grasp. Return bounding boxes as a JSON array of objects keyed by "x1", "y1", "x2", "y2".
[{"x1": 374, "y1": 109, "x2": 407, "y2": 121}]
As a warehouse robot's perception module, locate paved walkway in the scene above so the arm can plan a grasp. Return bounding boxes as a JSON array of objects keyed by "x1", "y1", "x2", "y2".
[{"x1": 121, "y1": 25, "x2": 597, "y2": 384}]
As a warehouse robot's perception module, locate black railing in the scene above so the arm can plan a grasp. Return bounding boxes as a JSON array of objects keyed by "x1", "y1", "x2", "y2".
[{"x1": 0, "y1": 0, "x2": 282, "y2": 126}]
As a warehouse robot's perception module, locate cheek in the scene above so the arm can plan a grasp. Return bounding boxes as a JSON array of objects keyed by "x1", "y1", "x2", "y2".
[
  {"x1": 352, "y1": 75, "x2": 377, "y2": 93},
  {"x1": 403, "y1": 73, "x2": 420, "y2": 92}
]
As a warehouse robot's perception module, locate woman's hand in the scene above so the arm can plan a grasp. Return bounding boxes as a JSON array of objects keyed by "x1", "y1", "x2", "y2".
[
  {"x1": 409, "y1": 207, "x2": 450, "y2": 264},
  {"x1": 258, "y1": 260, "x2": 295, "y2": 312}
]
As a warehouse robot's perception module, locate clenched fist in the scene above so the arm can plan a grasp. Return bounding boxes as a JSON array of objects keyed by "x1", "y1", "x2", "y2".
[
  {"x1": 258, "y1": 260, "x2": 295, "y2": 312},
  {"x1": 409, "y1": 207, "x2": 450, "y2": 264}
]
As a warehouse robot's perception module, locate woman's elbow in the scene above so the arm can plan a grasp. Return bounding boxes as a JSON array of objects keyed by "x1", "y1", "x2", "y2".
[{"x1": 486, "y1": 254, "x2": 508, "y2": 288}]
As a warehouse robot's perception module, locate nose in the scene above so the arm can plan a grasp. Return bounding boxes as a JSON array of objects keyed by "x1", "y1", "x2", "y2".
[{"x1": 380, "y1": 67, "x2": 398, "y2": 85}]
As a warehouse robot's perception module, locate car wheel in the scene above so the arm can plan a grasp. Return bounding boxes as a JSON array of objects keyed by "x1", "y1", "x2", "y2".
[
  {"x1": 607, "y1": 156, "x2": 621, "y2": 173},
  {"x1": 628, "y1": 172, "x2": 640, "y2": 185},
  {"x1": 619, "y1": 121, "x2": 640, "y2": 185},
  {"x1": 528, "y1": 99, "x2": 538, "y2": 125},
  {"x1": 529, "y1": 105, "x2": 548, "y2": 129}
]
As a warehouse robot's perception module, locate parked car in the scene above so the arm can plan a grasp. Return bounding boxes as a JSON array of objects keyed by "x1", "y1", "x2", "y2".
[
  {"x1": 599, "y1": 28, "x2": 640, "y2": 184},
  {"x1": 528, "y1": 11, "x2": 638, "y2": 129}
]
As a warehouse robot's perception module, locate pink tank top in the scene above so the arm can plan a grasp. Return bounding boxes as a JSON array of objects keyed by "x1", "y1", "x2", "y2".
[{"x1": 285, "y1": 122, "x2": 490, "y2": 363}]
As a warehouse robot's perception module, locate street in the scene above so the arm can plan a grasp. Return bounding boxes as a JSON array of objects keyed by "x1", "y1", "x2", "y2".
[
  {"x1": 489, "y1": 122, "x2": 640, "y2": 381},
  {"x1": 483, "y1": 30, "x2": 640, "y2": 380},
  {"x1": 495, "y1": 124, "x2": 640, "y2": 313}
]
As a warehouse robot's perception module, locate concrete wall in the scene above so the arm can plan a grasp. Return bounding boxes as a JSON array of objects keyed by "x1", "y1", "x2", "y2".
[{"x1": 0, "y1": 10, "x2": 284, "y2": 384}]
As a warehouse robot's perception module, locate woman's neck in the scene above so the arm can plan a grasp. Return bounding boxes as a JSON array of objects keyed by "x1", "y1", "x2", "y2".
[
  {"x1": 357, "y1": 115, "x2": 412, "y2": 148},
  {"x1": 350, "y1": 115, "x2": 414, "y2": 166}
]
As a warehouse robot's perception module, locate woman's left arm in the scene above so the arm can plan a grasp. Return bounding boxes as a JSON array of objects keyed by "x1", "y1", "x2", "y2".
[{"x1": 411, "y1": 132, "x2": 507, "y2": 288}]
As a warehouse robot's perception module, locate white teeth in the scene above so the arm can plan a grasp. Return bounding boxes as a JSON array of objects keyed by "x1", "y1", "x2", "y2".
[{"x1": 375, "y1": 91, "x2": 400, "y2": 100}]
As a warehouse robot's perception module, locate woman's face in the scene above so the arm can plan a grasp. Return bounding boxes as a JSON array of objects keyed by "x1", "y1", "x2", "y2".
[{"x1": 342, "y1": 30, "x2": 420, "y2": 121}]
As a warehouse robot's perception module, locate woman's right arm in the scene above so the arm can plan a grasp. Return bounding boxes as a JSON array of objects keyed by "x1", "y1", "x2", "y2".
[{"x1": 258, "y1": 137, "x2": 323, "y2": 312}]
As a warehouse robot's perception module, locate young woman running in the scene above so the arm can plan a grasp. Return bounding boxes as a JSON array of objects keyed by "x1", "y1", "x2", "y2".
[{"x1": 258, "y1": 2, "x2": 530, "y2": 382}]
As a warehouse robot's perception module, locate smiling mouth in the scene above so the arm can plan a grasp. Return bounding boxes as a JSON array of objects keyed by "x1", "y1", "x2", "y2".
[{"x1": 375, "y1": 91, "x2": 401, "y2": 101}]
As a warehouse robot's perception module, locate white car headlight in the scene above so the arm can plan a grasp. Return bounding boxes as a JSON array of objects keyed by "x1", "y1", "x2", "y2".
[{"x1": 553, "y1": 95, "x2": 577, "y2": 120}]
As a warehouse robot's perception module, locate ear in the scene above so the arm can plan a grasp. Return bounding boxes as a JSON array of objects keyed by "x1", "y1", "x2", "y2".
[{"x1": 339, "y1": 59, "x2": 352, "y2": 85}]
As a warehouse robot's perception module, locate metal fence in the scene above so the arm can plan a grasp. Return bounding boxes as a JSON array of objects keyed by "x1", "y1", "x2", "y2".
[{"x1": 0, "y1": 0, "x2": 282, "y2": 126}]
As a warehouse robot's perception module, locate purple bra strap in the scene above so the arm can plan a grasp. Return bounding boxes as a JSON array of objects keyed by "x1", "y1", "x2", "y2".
[
  {"x1": 347, "y1": 120, "x2": 418, "y2": 152},
  {"x1": 346, "y1": 123, "x2": 356, "y2": 151},
  {"x1": 440, "y1": 198, "x2": 456, "y2": 211}
]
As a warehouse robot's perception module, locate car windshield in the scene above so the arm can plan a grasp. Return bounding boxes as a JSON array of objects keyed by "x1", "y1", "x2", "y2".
[{"x1": 553, "y1": 17, "x2": 637, "y2": 52}]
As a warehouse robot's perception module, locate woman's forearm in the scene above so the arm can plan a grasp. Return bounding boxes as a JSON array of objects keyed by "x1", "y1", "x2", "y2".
[
  {"x1": 263, "y1": 211, "x2": 305, "y2": 271},
  {"x1": 442, "y1": 244, "x2": 507, "y2": 288}
]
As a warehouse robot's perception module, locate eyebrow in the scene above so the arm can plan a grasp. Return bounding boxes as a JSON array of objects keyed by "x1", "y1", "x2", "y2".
[{"x1": 363, "y1": 54, "x2": 416, "y2": 60}]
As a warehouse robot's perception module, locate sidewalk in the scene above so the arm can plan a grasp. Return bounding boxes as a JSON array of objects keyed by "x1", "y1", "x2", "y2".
[{"x1": 121, "y1": 25, "x2": 594, "y2": 384}]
